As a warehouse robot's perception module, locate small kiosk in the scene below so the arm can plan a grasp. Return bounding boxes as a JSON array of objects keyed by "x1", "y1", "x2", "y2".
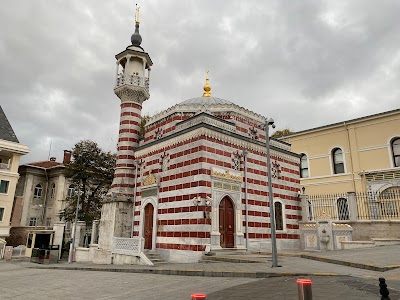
[{"x1": 25, "y1": 230, "x2": 59, "y2": 263}]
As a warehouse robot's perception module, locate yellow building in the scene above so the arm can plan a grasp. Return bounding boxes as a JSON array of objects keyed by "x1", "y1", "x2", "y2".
[
  {"x1": 282, "y1": 108, "x2": 400, "y2": 196},
  {"x1": 0, "y1": 106, "x2": 29, "y2": 239},
  {"x1": 281, "y1": 108, "x2": 400, "y2": 242}
]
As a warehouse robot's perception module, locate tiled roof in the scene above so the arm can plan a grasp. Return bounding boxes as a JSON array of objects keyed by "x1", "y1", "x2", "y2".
[
  {"x1": 0, "y1": 106, "x2": 19, "y2": 143},
  {"x1": 24, "y1": 161, "x2": 64, "y2": 169}
]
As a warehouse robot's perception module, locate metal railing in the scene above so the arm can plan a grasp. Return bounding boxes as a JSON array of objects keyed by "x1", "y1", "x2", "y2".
[
  {"x1": 0, "y1": 163, "x2": 11, "y2": 170},
  {"x1": 112, "y1": 237, "x2": 143, "y2": 256},
  {"x1": 356, "y1": 191, "x2": 400, "y2": 220},
  {"x1": 305, "y1": 190, "x2": 400, "y2": 221},
  {"x1": 115, "y1": 73, "x2": 149, "y2": 92},
  {"x1": 11, "y1": 245, "x2": 26, "y2": 257}
]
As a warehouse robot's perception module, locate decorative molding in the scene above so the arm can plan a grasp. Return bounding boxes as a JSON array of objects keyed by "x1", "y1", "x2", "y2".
[
  {"x1": 160, "y1": 152, "x2": 170, "y2": 172},
  {"x1": 211, "y1": 167, "x2": 242, "y2": 182},
  {"x1": 135, "y1": 127, "x2": 299, "y2": 163},
  {"x1": 175, "y1": 113, "x2": 236, "y2": 133},
  {"x1": 303, "y1": 224, "x2": 316, "y2": 228},
  {"x1": 358, "y1": 145, "x2": 388, "y2": 152},
  {"x1": 316, "y1": 211, "x2": 331, "y2": 219},
  {"x1": 271, "y1": 160, "x2": 281, "y2": 179},
  {"x1": 142, "y1": 173, "x2": 158, "y2": 186},
  {"x1": 114, "y1": 85, "x2": 148, "y2": 104},
  {"x1": 147, "y1": 100, "x2": 266, "y2": 127},
  {"x1": 213, "y1": 181, "x2": 241, "y2": 192},
  {"x1": 332, "y1": 223, "x2": 352, "y2": 229}
]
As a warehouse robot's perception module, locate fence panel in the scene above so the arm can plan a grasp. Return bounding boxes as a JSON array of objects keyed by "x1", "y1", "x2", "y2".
[
  {"x1": 307, "y1": 193, "x2": 349, "y2": 221},
  {"x1": 357, "y1": 190, "x2": 400, "y2": 220},
  {"x1": 305, "y1": 190, "x2": 400, "y2": 221},
  {"x1": 11, "y1": 245, "x2": 26, "y2": 257}
]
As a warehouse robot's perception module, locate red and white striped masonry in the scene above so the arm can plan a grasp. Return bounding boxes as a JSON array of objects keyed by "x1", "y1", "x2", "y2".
[{"x1": 109, "y1": 101, "x2": 142, "y2": 195}]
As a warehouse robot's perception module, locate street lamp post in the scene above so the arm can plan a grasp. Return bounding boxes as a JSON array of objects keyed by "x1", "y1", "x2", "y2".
[
  {"x1": 265, "y1": 118, "x2": 279, "y2": 267},
  {"x1": 68, "y1": 180, "x2": 81, "y2": 264}
]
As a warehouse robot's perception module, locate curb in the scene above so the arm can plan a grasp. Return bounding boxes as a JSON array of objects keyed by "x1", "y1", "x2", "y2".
[
  {"x1": 202, "y1": 256, "x2": 270, "y2": 263},
  {"x1": 25, "y1": 265, "x2": 338, "y2": 278},
  {"x1": 300, "y1": 254, "x2": 400, "y2": 272}
]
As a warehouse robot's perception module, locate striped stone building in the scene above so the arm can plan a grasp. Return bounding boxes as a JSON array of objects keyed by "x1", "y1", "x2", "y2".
[{"x1": 94, "y1": 12, "x2": 301, "y2": 264}]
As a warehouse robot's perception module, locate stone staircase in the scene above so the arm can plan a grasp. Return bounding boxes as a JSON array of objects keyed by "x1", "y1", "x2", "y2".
[
  {"x1": 202, "y1": 248, "x2": 271, "y2": 263},
  {"x1": 143, "y1": 251, "x2": 167, "y2": 266},
  {"x1": 341, "y1": 238, "x2": 400, "y2": 250}
]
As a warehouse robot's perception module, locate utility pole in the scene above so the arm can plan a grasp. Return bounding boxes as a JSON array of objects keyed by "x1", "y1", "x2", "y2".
[
  {"x1": 265, "y1": 118, "x2": 279, "y2": 267},
  {"x1": 68, "y1": 179, "x2": 81, "y2": 264}
]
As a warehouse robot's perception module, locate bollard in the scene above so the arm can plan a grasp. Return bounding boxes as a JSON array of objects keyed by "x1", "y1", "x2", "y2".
[
  {"x1": 297, "y1": 279, "x2": 312, "y2": 300},
  {"x1": 379, "y1": 278, "x2": 390, "y2": 300},
  {"x1": 191, "y1": 294, "x2": 206, "y2": 300}
]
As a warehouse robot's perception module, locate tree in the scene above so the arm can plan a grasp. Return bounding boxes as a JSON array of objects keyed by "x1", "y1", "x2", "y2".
[
  {"x1": 271, "y1": 128, "x2": 294, "y2": 138},
  {"x1": 63, "y1": 140, "x2": 116, "y2": 224},
  {"x1": 139, "y1": 115, "x2": 150, "y2": 140}
]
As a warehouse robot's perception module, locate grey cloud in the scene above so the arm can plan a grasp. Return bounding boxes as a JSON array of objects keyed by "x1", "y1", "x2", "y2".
[{"x1": 1, "y1": 0, "x2": 399, "y2": 163}]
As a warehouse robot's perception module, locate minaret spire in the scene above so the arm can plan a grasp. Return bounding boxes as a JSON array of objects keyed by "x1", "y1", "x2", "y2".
[
  {"x1": 135, "y1": 4, "x2": 140, "y2": 24},
  {"x1": 131, "y1": 4, "x2": 142, "y2": 46}
]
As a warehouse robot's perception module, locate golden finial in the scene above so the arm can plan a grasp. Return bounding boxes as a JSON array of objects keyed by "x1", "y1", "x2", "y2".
[
  {"x1": 202, "y1": 70, "x2": 212, "y2": 97},
  {"x1": 135, "y1": 4, "x2": 140, "y2": 24}
]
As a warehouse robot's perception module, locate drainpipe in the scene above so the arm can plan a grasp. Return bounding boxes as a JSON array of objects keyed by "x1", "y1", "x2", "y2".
[
  {"x1": 242, "y1": 150, "x2": 249, "y2": 251},
  {"x1": 41, "y1": 168, "x2": 49, "y2": 226},
  {"x1": 343, "y1": 122, "x2": 356, "y2": 192}
]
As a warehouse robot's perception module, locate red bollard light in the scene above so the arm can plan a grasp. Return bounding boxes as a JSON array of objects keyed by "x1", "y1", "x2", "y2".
[
  {"x1": 191, "y1": 293, "x2": 207, "y2": 300},
  {"x1": 297, "y1": 279, "x2": 313, "y2": 300}
]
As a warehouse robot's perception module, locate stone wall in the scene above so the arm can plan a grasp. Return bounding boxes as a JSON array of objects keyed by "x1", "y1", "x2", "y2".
[{"x1": 349, "y1": 221, "x2": 400, "y2": 240}]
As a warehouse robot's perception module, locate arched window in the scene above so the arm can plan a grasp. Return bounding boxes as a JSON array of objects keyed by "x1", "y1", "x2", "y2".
[
  {"x1": 337, "y1": 198, "x2": 349, "y2": 220},
  {"x1": 274, "y1": 202, "x2": 284, "y2": 230},
  {"x1": 33, "y1": 184, "x2": 42, "y2": 199},
  {"x1": 300, "y1": 154, "x2": 309, "y2": 178},
  {"x1": 67, "y1": 185, "x2": 75, "y2": 197},
  {"x1": 392, "y1": 138, "x2": 400, "y2": 167},
  {"x1": 50, "y1": 183, "x2": 56, "y2": 199},
  {"x1": 332, "y1": 148, "x2": 344, "y2": 174}
]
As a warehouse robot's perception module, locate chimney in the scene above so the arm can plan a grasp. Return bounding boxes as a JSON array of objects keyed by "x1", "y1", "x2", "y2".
[
  {"x1": 63, "y1": 150, "x2": 72, "y2": 165},
  {"x1": 50, "y1": 157, "x2": 56, "y2": 162}
]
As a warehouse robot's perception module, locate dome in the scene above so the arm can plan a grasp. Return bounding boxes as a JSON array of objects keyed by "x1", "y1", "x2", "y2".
[
  {"x1": 177, "y1": 97, "x2": 235, "y2": 106},
  {"x1": 131, "y1": 24, "x2": 142, "y2": 46}
]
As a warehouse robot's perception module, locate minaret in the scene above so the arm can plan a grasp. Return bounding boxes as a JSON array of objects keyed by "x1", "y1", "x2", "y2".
[
  {"x1": 109, "y1": 6, "x2": 153, "y2": 197},
  {"x1": 98, "y1": 7, "x2": 153, "y2": 253}
]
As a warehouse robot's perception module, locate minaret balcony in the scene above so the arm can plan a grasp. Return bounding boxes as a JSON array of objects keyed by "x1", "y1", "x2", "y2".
[{"x1": 115, "y1": 73, "x2": 149, "y2": 92}]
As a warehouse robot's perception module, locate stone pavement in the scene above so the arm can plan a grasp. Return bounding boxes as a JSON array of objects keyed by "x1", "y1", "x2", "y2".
[{"x1": 2, "y1": 245, "x2": 400, "y2": 299}]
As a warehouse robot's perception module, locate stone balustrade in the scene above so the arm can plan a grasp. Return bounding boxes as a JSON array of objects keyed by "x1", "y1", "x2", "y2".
[
  {"x1": 112, "y1": 237, "x2": 143, "y2": 256},
  {"x1": 115, "y1": 73, "x2": 149, "y2": 92},
  {"x1": 0, "y1": 163, "x2": 10, "y2": 170}
]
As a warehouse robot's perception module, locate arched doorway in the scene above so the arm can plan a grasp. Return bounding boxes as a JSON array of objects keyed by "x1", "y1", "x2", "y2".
[
  {"x1": 219, "y1": 196, "x2": 235, "y2": 248},
  {"x1": 143, "y1": 203, "x2": 154, "y2": 250}
]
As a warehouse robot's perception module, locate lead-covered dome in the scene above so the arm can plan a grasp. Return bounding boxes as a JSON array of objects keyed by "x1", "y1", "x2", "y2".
[{"x1": 177, "y1": 96, "x2": 234, "y2": 106}]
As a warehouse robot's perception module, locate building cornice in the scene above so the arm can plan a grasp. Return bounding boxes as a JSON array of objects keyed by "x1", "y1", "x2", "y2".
[
  {"x1": 147, "y1": 101, "x2": 266, "y2": 127},
  {"x1": 135, "y1": 121, "x2": 300, "y2": 162},
  {"x1": 0, "y1": 139, "x2": 29, "y2": 155},
  {"x1": 282, "y1": 108, "x2": 400, "y2": 139}
]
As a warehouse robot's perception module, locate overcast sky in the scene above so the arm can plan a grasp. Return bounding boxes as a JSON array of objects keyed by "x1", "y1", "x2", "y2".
[{"x1": 1, "y1": 0, "x2": 399, "y2": 164}]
